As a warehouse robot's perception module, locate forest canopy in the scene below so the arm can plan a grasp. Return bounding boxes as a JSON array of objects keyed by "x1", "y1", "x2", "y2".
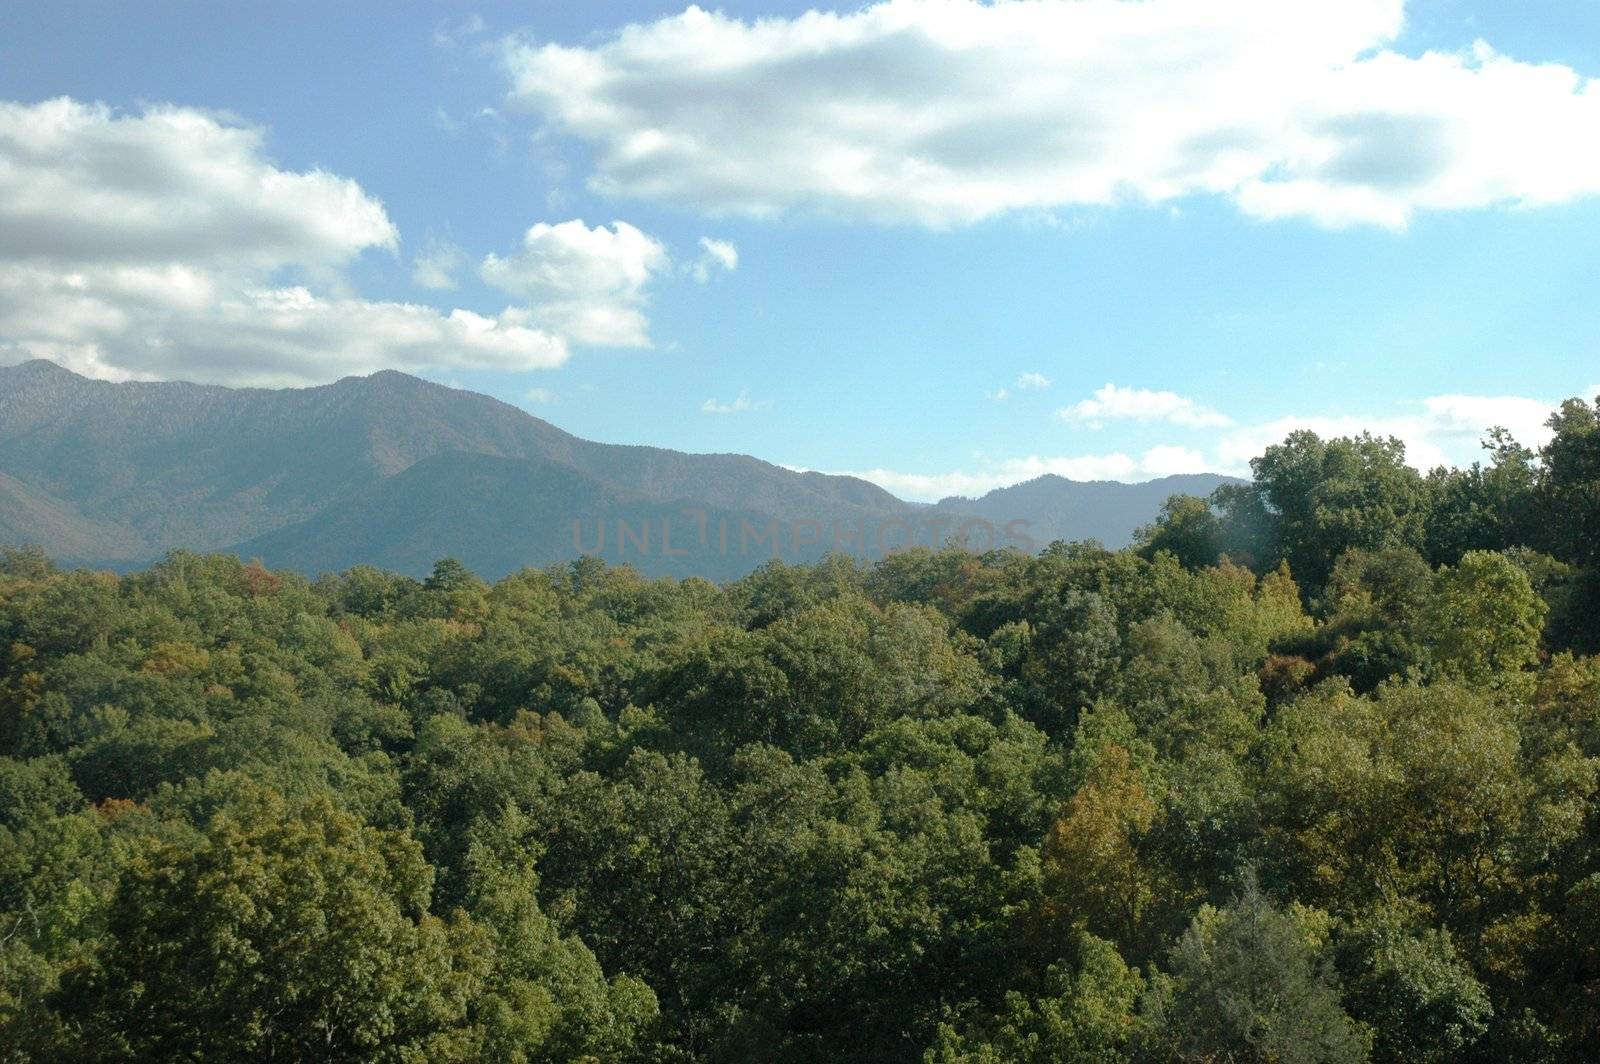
[{"x1": 2, "y1": 396, "x2": 1599, "y2": 1062}]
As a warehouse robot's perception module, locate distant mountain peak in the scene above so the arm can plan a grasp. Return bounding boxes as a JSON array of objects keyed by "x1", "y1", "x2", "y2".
[
  {"x1": 2, "y1": 358, "x2": 78, "y2": 380},
  {"x1": 358, "y1": 368, "x2": 431, "y2": 386},
  {"x1": 0, "y1": 364, "x2": 1232, "y2": 577},
  {"x1": 320, "y1": 368, "x2": 439, "y2": 396},
  {"x1": 934, "y1": 470, "x2": 1239, "y2": 508}
]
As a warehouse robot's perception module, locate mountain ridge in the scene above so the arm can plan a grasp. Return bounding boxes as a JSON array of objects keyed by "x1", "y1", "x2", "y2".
[{"x1": 0, "y1": 361, "x2": 1240, "y2": 578}]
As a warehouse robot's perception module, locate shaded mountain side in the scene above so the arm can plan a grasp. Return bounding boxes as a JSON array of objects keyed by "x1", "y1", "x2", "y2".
[
  {"x1": 559, "y1": 444, "x2": 905, "y2": 522},
  {"x1": 0, "y1": 360, "x2": 909, "y2": 562},
  {"x1": 0, "y1": 471, "x2": 144, "y2": 561},
  {"x1": 0, "y1": 360, "x2": 1242, "y2": 579},
  {"x1": 232, "y1": 451, "x2": 912, "y2": 581},
  {"x1": 931, "y1": 472, "x2": 1243, "y2": 548}
]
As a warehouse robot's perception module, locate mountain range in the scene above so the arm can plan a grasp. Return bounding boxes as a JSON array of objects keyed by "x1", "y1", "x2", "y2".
[{"x1": 0, "y1": 360, "x2": 1238, "y2": 580}]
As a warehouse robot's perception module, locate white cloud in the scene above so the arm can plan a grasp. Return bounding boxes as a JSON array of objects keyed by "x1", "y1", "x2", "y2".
[
  {"x1": 1214, "y1": 393, "x2": 1562, "y2": 473},
  {"x1": 1141, "y1": 444, "x2": 1212, "y2": 477},
  {"x1": 988, "y1": 372, "x2": 1050, "y2": 400},
  {"x1": 690, "y1": 236, "x2": 739, "y2": 281},
  {"x1": 1420, "y1": 394, "x2": 1554, "y2": 447},
  {"x1": 524, "y1": 386, "x2": 558, "y2": 404},
  {"x1": 838, "y1": 388, "x2": 1577, "y2": 501},
  {"x1": 503, "y1": 0, "x2": 1600, "y2": 228},
  {"x1": 434, "y1": 13, "x2": 488, "y2": 48},
  {"x1": 412, "y1": 239, "x2": 465, "y2": 290},
  {"x1": 1061, "y1": 383, "x2": 1233, "y2": 429},
  {"x1": 0, "y1": 98, "x2": 395, "y2": 270},
  {"x1": 838, "y1": 447, "x2": 1214, "y2": 501},
  {"x1": 434, "y1": 103, "x2": 511, "y2": 154},
  {"x1": 0, "y1": 98, "x2": 569, "y2": 385},
  {"x1": 0, "y1": 272, "x2": 567, "y2": 387},
  {"x1": 480, "y1": 218, "x2": 669, "y2": 347},
  {"x1": 702, "y1": 389, "x2": 772, "y2": 414}
]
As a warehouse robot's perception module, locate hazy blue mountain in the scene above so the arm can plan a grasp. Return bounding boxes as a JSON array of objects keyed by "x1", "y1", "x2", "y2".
[
  {"x1": 232, "y1": 450, "x2": 875, "y2": 583},
  {"x1": 0, "y1": 360, "x2": 908, "y2": 573},
  {"x1": 0, "y1": 361, "x2": 1236, "y2": 578},
  {"x1": 931, "y1": 472, "x2": 1241, "y2": 551}
]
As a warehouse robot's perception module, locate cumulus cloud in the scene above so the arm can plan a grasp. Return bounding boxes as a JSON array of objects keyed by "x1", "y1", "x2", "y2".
[
  {"x1": 434, "y1": 13, "x2": 488, "y2": 49},
  {"x1": 1057, "y1": 387, "x2": 1563, "y2": 474},
  {"x1": 838, "y1": 447, "x2": 1212, "y2": 501},
  {"x1": 0, "y1": 98, "x2": 395, "y2": 270},
  {"x1": 1061, "y1": 384, "x2": 1233, "y2": 429},
  {"x1": 411, "y1": 239, "x2": 465, "y2": 290},
  {"x1": 702, "y1": 389, "x2": 772, "y2": 414},
  {"x1": 0, "y1": 98, "x2": 568, "y2": 385},
  {"x1": 690, "y1": 236, "x2": 739, "y2": 281},
  {"x1": 1141, "y1": 444, "x2": 1212, "y2": 477},
  {"x1": 1421, "y1": 394, "x2": 1556, "y2": 446},
  {"x1": 1214, "y1": 393, "x2": 1562, "y2": 473},
  {"x1": 839, "y1": 387, "x2": 1583, "y2": 502},
  {"x1": 988, "y1": 372, "x2": 1051, "y2": 400},
  {"x1": 0, "y1": 270, "x2": 567, "y2": 386},
  {"x1": 502, "y1": 0, "x2": 1600, "y2": 228},
  {"x1": 480, "y1": 218, "x2": 669, "y2": 347}
]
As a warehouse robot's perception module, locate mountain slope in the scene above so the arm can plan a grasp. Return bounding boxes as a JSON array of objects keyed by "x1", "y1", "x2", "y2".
[
  {"x1": 0, "y1": 360, "x2": 907, "y2": 566},
  {"x1": 931, "y1": 473, "x2": 1241, "y2": 549},
  {"x1": 0, "y1": 361, "x2": 1239, "y2": 578},
  {"x1": 234, "y1": 450, "x2": 858, "y2": 581}
]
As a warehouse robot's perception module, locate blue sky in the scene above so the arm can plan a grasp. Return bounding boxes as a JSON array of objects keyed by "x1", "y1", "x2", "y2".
[{"x1": 2, "y1": 1, "x2": 1598, "y2": 499}]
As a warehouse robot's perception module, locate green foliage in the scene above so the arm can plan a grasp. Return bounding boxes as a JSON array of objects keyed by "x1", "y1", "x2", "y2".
[
  {"x1": 1539, "y1": 396, "x2": 1600, "y2": 570},
  {"x1": 1225, "y1": 431, "x2": 1430, "y2": 590},
  {"x1": 1423, "y1": 428, "x2": 1539, "y2": 563},
  {"x1": 1041, "y1": 740, "x2": 1162, "y2": 954},
  {"x1": 1137, "y1": 494, "x2": 1223, "y2": 570},
  {"x1": 925, "y1": 932, "x2": 1142, "y2": 1063},
  {"x1": 1335, "y1": 911, "x2": 1491, "y2": 1063},
  {"x1": 1425, "y1": 550, "x2": 1546, "y2": 690},
  {"x1": 455, "y1": 806, "x2": 658, "y2": 1062},
  {"x1": 1138, "y1": 877, "x2": 1371, "y2": 1063},
  {"x1": 5, "y1": 404, "x2": 1600, "y2": 1060},
  {"x1": 62, "y1": 788, "x2": 479, "y2": 1061}
]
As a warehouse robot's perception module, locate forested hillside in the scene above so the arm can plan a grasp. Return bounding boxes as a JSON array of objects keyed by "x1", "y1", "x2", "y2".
[
  {"x1": 0, "y1": 361, "x2": 1233, "y2": 579},
  {"x1": 930, "y1": 472, "x2": 1242, "y2": 554},
  {"x1": 0, "y1": 360, "x2": 908, "y2": 579},
  {"x1": 2, "y1": 398, "x2": 1599, "y2": 1062}
]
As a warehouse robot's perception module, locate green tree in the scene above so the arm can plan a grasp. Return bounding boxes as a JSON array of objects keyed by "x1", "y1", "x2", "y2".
[
  {"x1": 1425, "y1": 550, "x2": 1546, "y2": 691},
  {"x1": 1235, "y1": 431, "x2": 1430, "y2": 590},
  {"x1": 1538, "y1": 396, "x2": 1600, "y2": 567},
  {"x1": 1138, "y1": 877, "x2": 1370, "y2": 1063},
  {"x1": 924, "y1": 932, "x2": 1141, "y2": 1063},
  {"x1": 456, "y1": 806, "x2": 657, "y2": 1062},
  {"x1": 63, "y1": 788, "x2": 481, "y2": 1061},
  {"x1": 1424, "y1": 428, "x2": 1539, "y2": 564},
  {"x1": 1136, "y1": 495, "x2": 1223, "y2": 570},
  {"x1": 1258, "y1": 680, "x2": 1589, "y2": 938},
  {"x1": 1335, "y1": 911, "x2": 1491, "y2": 1063}
]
